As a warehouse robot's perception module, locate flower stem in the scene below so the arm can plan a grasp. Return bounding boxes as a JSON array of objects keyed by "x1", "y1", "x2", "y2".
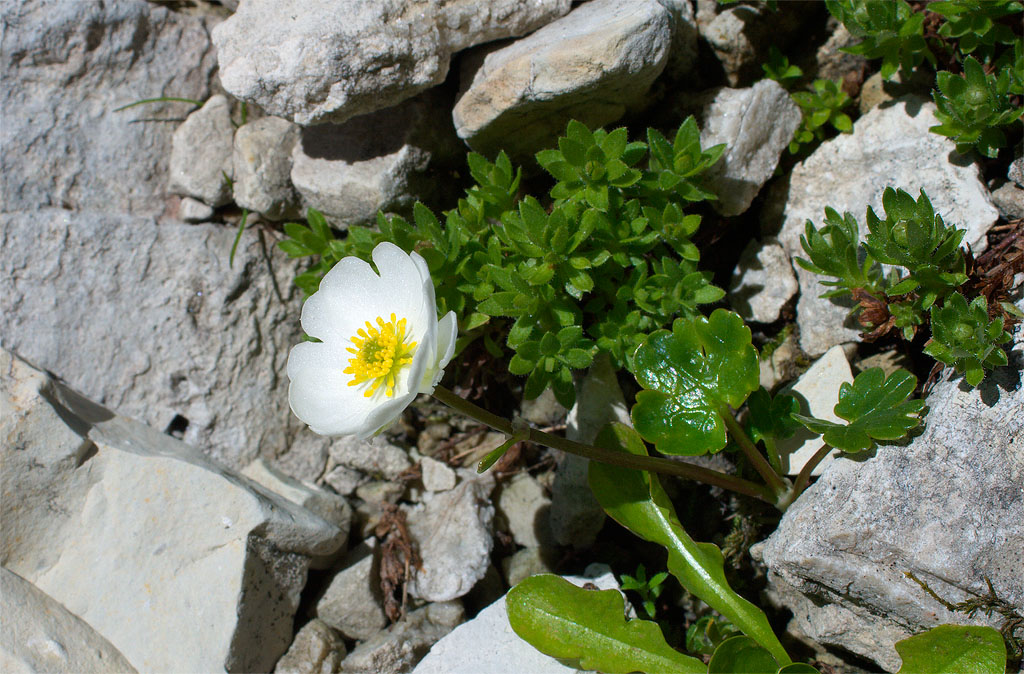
[
  {"x1": 431, "y1": 386, "x2": 774, "y2": 503},
  {"x1": 719, "y1": 409, "x2": 788, "y2": 497},
  {"x1": 792, "y1": 443, "x2": 832, "y2": 497}
]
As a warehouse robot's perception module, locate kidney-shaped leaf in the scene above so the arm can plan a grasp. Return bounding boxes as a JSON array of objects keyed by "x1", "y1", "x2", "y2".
[
  {"x1": 895, "y1": 625, "x2": 1005, "y2": 674},
  {"x1": 793, "y1": 367, "x2": 925, "y2": 453},
  {"x1": 707, "y1": 636, "x2": 778, "y2": 674},
  {"x1": 589, "y1": 424, "x2": 790, "y2": 665},
  {"x1": 506, "y1": 574, "x2": 705, "y2": 674},
  {"x1": 632, "y1": 309, "x2": 759, "y2": 455}
]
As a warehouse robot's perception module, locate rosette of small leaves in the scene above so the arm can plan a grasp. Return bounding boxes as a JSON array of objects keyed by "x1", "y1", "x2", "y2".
[
  {"x1": 924, "y1": 293, "x2": 1011, "y2": 387},
  {"x1": 929, "y1": 0, "x2": 1023, "y2": 62},
  {"x1": 641, "y1": 119, "x2": 725, "y2": 205},
  {"x1": 796, "y1": 207, "x2": 883, "y2": 300},
  {"x1": 863, "y1": 188, "x2": 968, "y2": 311},
  {"x1": 789, "y1": 79, "x2": 854, "y2": 154},
  {"x1": 794, "y1": 368, "x2": 925, "y2": 453},
  {"x1": 825, "y1": 0, "x2": 936, "y2": 80},
  {"x1": 930, "y1": 55, "x2": 1024, "y2": 158}
]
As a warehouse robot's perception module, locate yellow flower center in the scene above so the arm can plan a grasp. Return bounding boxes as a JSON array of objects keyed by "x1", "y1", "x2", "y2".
[{"x1": 344, "y1": 313, "x2": 418, "y2": 398}]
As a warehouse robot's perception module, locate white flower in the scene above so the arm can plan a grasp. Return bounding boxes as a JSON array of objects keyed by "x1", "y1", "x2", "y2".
[{"x1": 287, "y1": 242, "x2": 457, "y2": 438}]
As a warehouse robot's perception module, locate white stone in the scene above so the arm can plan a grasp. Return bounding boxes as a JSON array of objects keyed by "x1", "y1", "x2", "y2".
[
  {"x1": 168, "y1": 94, "x2": 236, "y2": 207},
  {"x1": 772, "y1": 97, "x2": 999, "y2": 356},
  {"x1": 754, "y1": 311, "x2": 1024, "y2": 671},
  {"x1": 178, "y1": 196, "x2": 215, "y2": 223},
  {"x1": 453, "y1": 0, "x2": 674, "y2": 159},
  {"x1": 233, "y1": 116, "x2": 301, "y2": 220},
  {"x1": 0, "y1": 0, "x2": 217, "y2": 216},
  {"x1": 341, "y1": 601, "x2": 464, "y2": 674},
  {"x1": 501, "y1": 547, "x2": 558, "y2": 588},
  {"x1": 290, "y1": 90, "x2": 461, "y2": 227},
  {"x1": 776, "y1": 345, "x2": 853, "y2": 476},
  {"x1": 0, "y1": 567, "x2": 136, "y2": 674},
  {"x1": 0, "y1": 350, "x2": 344, "y2": 673},
  {"x1": 274, "y1": 619, "x2": 346, "y2": 674},
  {"x1": 420, "y1": 456, "x2": 457, "y2": 492},
  {"x1": 699, "y1": 80, "x2": 801, "y2": 216},
  {"x1": 406, "y1": 475, "x2": 495, "y2": 602},
  {"x1": 412, "y1": 565, "x2": 619, "y2": 674},
  {"x1": 327, "y1": 435, "x2": 413, "y2": 480},
  {"x1": 496, "y1": 472, "x2": 553, "y2": 549},
  {"x1": 315, "y1": 540, "x2": 387, "y2": 641},
  {"x1": 213, "y1": 0, "x2": 571, "y2": 126},
  {"x1": 0, "y1": 209, "x2": 314, "y2": 473},
  {"x1": 728, "y1": 239, "x2": 798, "y2": 323}
]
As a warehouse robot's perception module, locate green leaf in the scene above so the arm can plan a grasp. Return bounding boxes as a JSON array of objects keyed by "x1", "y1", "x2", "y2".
[
  {"x1": 631, "y1": 310, "x2": 759, "y2": 455},
  {"x1": 589, "y1": 424, "x2": 791, "y2": 665},
  {"x1": 793, "y1": 367, "x2": 924, "y2": 453},
  {"x1": 707, "y1": 636, "x2": 778, "y2": 674},
  {"x1": 895, "y1": 625, "x2": 1006, "y2": 674},
  {"x1": 506, "y1": 574, "x2": 705, "y2": 674}
]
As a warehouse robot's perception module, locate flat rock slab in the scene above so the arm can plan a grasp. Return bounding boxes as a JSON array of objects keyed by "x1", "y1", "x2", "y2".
[
  {"x1": 769, "y1": 97, "x2": 998, "y2": 356},
  {"x1": 453, "y1": 0, "x2": 674, "y2": 160},
  {"x1": 213, "y1": 0, "x2": 571, "y2": 126},
  {"x1": 754, "y1": 320, "x2": 1024, "y2": 671},
  {"x1": 0, "y1": 350, "x2": 344, "y2": 673},
  {"x1": 0, "y1": 209, "x2": 312, "y2": 473},
  {"x1": 0, "y1": 567, "x2": 136, "y2": 674},
  {"x1": 0, "y1": 0, "x2": 217, "y2": 216}
]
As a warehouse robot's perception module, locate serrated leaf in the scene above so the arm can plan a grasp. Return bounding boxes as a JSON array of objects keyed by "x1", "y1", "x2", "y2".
[
  {"x1": 895, "y1": 625, "x2": 1005, "y2": 674},
  {"x1": 506, "y1": 574, "x2": 705, "y2": 674},
  {"x1": 631, "y1": 310, "x2": 759, "y2": 455},
  {"x1": 589, "y1": 424, "x2": 790, "y2": 665},
  {"x1": 793, "y1": 367, "x2": 924, "y2": 452}
]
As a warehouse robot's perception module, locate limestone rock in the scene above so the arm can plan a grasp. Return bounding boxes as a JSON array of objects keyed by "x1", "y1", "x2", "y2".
[
  {"x1": 753, "y1": 318, "x2": 1024, "y2": 671},
  {"x1": 501, "y1": 547, "x2": 558, "y2": 587},
  {"x1": 233, "y1": 116, "x2": 301, "y2": 220},
  {"x1": 0, "y1": 350, "x2": 344, "y2": 673},
  {"x1": 698, "y1": 80, "x2": 801, "y2": 216},
  {"x1": 495, "y1": 472, "x2": 554, "y2": 549},
  {"x1": 453, "y1": 0, "x2": 674, "y2": 160},
  {"x1": 316, "y1": 540, "x2": 387, "y2": 641},
  {"x1": 168, "y1": 94, "x2": 235, "y2": 207},
  {"x1": 420, "y1": 456, "x2": 456, "y2": 492},
  {"x1": 212, "y1": 0, "x2": 571, "y2": 126},
  {"x1": 0, "y1": 0, "x2": 217, "y2": 215},
  {"x1": 0, "y1": 567, "x2": 137, "y2": 674},
  {"x1": 406, "y1": 475, "x2": 495, "y2": 602},
  {"x1": 770, "y1": 97, "x2": 998, "y2": 356},
  {"x1": 776, "y1": 345, "x2": 853, "y2": 476},
  {"x1": 328, "y1": 435, "x2": 412, "y2": 481},
  {"x1": 0, "y1": 209, "x2": 313, "y2": 473},
  {"x1": 273, "y1": 619, "x2": 345, "y2": 674},
  {"x1": 178, "y1": 197, "x2": 215, "y2": 223},
  {"x1": 519, "y1": 388, "x2": 567, "y2": 428},
  {"x1": 413, "y1": 565, "x2": 619, "y2": 674},
  {"x1": 290, "y1": 90, "x2": 461, "y2": 227},
  {"x1": 728, "y1": 239, "x2": 798, "y2": 323},
  {"x1": 990, "y1": 179, "x2": 1024, "y2": 221},
  {"x1": 340, "y1": 601, "x2": 464, "y2": 674}
]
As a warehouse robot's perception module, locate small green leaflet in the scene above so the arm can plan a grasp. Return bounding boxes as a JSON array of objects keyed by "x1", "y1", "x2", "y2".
[
  {"x1": 895, "y1": 625, "x2": 1006, "y2": 674},
  {"x1": 506, "y1": 574, "x2": 705, "y2": 674},
  {"x1": 794, "y1": 367, "x2": 924, "y2": 453}
]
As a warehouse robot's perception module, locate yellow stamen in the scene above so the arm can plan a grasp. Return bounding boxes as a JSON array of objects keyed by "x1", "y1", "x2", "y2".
[{"x1": 343, "y1": 313, "x2": 418, "y2": 398}]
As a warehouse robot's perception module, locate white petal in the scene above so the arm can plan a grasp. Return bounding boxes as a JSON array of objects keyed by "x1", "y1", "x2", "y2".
[
  {"x1": 301, "y1": 256, "x2": 384, "y2": 343},
  {"x1": 372, "y1": 243, "x2": 433, "y2": 332},
  {"x1": 288, "y1": 341, "x2": 381, "y2": 436},
  {"x1": 419, "y1": 310, "x2": 457, "y2": 393}
]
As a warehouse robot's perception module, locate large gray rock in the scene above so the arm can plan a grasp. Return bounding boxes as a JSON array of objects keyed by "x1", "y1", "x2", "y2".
[
  {"x1": 412, "y1": 565, "x2": 619, "y2": 674},
  {"x1": 167, "y1": 94, "x2": 235, "y2": 207},
  {"x1": 0, "y1": 0, "x2": 217, "y2": 216},
  {"x1": 406, "y1": 474, "x2": 495, "y2": 602},
  {"x1": 0, "y1": 209, "x2": 314, "y2": 473},
  {"x1": 290, "y1": 90, "x2": 461, "y2": 227},
  {"x1": 453, "y1": 0, "x2": 677, "y2": 160},
  {"x1": 212, "y1": 0, "x2": 571, "y2": 126},
  {"x1": 699, "y1": 80, "x2": 801, "y2": 216},
  {"x1": 0, "y1": 567, "x2": 137, "y2": 674},
  {"x1": 316, "y1": 540, "x2": 388, "y2": 641},
  {"x1": 232, "y1": 116, "x2": 301, "y2": 220},
  {"x1": 770, "y1": 97, "x2": 999, "y2": 356},
  {"x1": 0, "y1": 350, "x2": 344, "y2": 673},
  {"x1": 753, "y1": 319, "x2": 1024, "y2": 671}
]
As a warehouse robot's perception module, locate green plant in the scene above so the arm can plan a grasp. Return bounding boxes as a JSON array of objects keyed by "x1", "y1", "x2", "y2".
[
  {"x1": 930, "y1": 54, "x2": 1024, "y2": 158},
  {"x1": 620, "y1": 564, "x2": 670, "y2": 620},
  {"x1": 929, "y1": 0, "x2": 1023, "y2": 63},
  {"x1": 797, "y1": 187, "x2": 1011, "y2": 385},
  {"x1": 788, "y1": 78, "x2": 854, "y2": 154},
  {"x1": 761, "y1": 46, "x2": 803, "y2": 89},
  {"x1": 279, "y1": 119, "x2": 726, "y2": 407},
  {"x1": 825, "y1": 0, "x2": 936, "y2": 80},
  {"x1": 895, "y1": 625, "x2": 1006, "y2": 674}
]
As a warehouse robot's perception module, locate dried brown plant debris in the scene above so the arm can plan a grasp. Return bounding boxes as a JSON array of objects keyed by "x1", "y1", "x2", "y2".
[{"x1": 375, "y1": 502, "x2": 421, "y2": 623}]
